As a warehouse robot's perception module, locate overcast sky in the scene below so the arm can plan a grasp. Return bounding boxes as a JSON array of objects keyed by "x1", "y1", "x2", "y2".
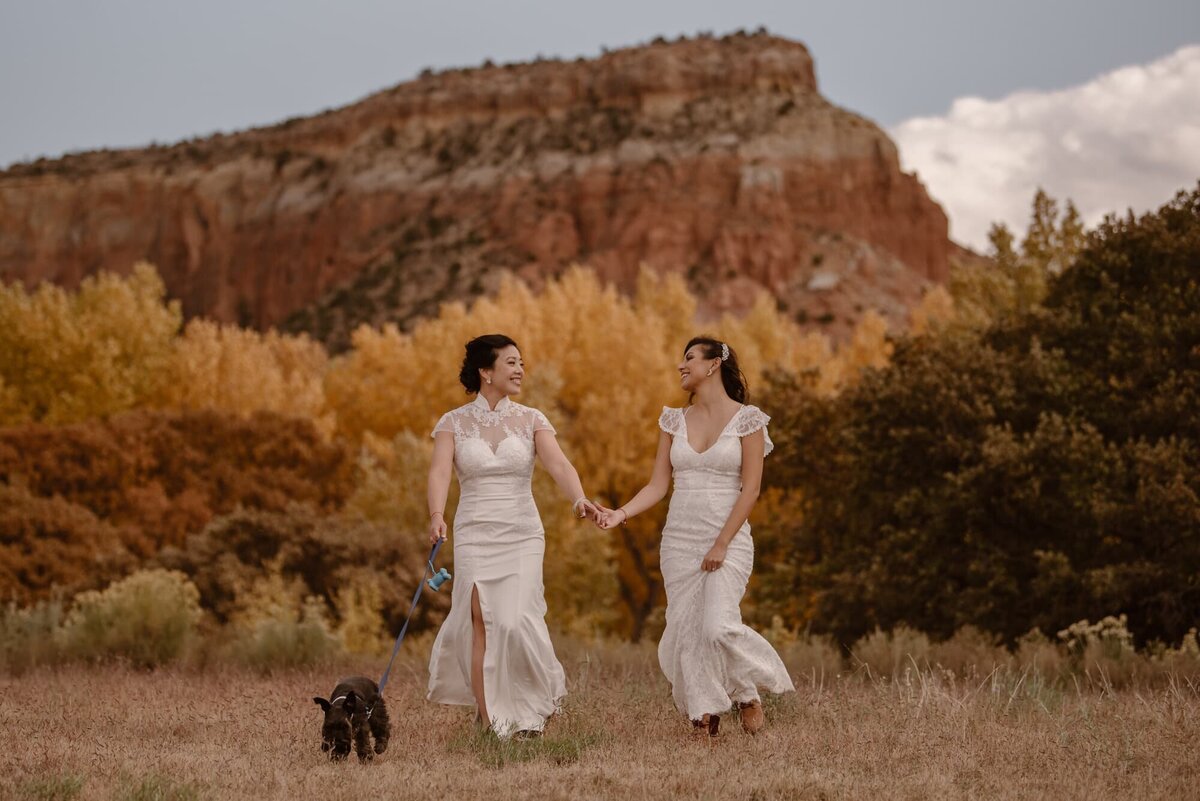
[{"x1": 2, "y1": 0, "x2": 1197, "y2": 248}]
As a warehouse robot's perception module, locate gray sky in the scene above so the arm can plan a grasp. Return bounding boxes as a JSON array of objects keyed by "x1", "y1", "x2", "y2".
[
  {"x1": 2, "y1": 0, "x2": 1195, "y2": 166},
  {"x1": 1, "y1": 1, "x2": 1198, "y2": 247}
]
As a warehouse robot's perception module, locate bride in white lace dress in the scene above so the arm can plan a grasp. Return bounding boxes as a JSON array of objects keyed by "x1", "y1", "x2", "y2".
[
  {"x1": 599, "y1": 337, "x2": 793, "y2": 736},
  {"x1": 426, "y1": 334, "x2": 598, "y2": 738}
]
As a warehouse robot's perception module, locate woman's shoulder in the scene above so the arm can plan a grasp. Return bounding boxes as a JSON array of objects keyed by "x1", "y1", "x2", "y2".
[
  {"x1": 733, "y1": 404, "x2": 774, "y2": 456},
  {"x1": 510, "y1": 401, "x2": 555, "y2": 429},
  {"x1": 658, "y1": 406, "x2": 685, "y2": 435},
  {"x1": 733, "y1": 404, "x2": 771, "y2": 431}
]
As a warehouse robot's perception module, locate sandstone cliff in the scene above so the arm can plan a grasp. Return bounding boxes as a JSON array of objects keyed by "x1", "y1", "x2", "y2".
[{"x1": 0, "y1": 31, "x2": 950, "y2": 349}]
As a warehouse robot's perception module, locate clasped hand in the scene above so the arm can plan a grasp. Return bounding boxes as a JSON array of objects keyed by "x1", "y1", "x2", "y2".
[
  {"x1": 584, "y1": 504, "x2": 726, "y2": 572},
  {"x1": 589, "y1": 503, "x2": 625, "y2": 530}
]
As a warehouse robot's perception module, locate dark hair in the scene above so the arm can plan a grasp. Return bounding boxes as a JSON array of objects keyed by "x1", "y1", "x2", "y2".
[
  {"x1": 684, "y1": 336, "x2": 748, "y2": 404},
  {"x1": 459, "y1": 334, "x2": 519, "y2": 393}
]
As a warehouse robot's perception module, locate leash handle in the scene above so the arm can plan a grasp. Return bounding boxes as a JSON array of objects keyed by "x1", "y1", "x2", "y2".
[{"x1": 377, "y1": 539, "x2": 445, "y2": 695}]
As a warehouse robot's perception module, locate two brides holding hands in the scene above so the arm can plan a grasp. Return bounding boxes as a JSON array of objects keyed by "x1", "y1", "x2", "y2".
[{"x1": 425, "y1": 334, "x2": 793, "y2": 739}]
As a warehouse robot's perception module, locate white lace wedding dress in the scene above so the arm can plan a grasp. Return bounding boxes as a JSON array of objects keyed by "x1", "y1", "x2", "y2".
[
  {"x1": 657, "y1": 404, "x2": 795, "y2": 720},
  {"x1": 426, "y1": 394, "x2": 566, "y2": 737}
]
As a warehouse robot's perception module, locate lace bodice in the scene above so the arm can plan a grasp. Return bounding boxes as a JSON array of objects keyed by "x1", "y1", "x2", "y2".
[
  {"x1": 658, "y1": 404, "x2": 772, "y2": 491},
  {"x1": 433, "y1": 395, "x2": 555, "y2": 482}
]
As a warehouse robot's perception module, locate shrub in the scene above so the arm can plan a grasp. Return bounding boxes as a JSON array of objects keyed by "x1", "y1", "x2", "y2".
[
  {"x1": 0, "y1": 408, "x2": 356, "y2": 557},
  {"x1": 59, "y1": 569, "x2": 202, "y2": 667},
  {"x1": 1058, "y1": 614, "x2": 1140, "y2": 687},
  {"x1": 1151, "y1": 628, "x2": 1200, "y2": 681},
  {"x1": 161, "y1": 504, "x2": 440, "y2": 636},
  {"x1": 850, "y1": 626, "x2": 931, "y2": 679},
  {"x1": 0, "y1": 597, "x2": 65, "y2": 673},
  {"x1": 334, "y1": 583, "x2": 389, "y2": 656},
  {"x1": 930, "y1": 626, "x2": 1012, "y2": 677},
  {"x1": 220, "y1": 568, "x2": 341, "y2": 670},
  {"x1": 1014, "y1": 628, "x2": 1065, "y2": 681},
  {"x1": 0, "y1": 484, "x2": 132, "y2": 603},
  {"x1": 224, "y1": 592, "x2": 341, "y2": 672}
]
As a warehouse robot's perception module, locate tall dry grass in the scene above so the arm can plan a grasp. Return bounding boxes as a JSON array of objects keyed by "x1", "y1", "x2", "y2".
[{"x1": 2, "y1": 641, "x2": 1197, "y2": 801}]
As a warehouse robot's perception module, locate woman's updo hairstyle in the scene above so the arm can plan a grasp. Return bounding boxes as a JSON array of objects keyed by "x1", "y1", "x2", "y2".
[
  {"x1": 459, "y1": 334, "x2": 520, "y2": 393},
  {"x1": 685, "y1": 336, "x2": 749, "y2": 404}
]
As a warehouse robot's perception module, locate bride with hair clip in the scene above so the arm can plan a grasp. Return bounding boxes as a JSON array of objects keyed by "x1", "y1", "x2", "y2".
[{"x1": 596, "y1": 336, "x2": 793, "y2": 737}]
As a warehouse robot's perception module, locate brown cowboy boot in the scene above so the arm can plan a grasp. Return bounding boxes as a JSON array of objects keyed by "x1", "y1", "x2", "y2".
[{"x1": 739, "y1": 700, "x2": 764, "y2": 735}]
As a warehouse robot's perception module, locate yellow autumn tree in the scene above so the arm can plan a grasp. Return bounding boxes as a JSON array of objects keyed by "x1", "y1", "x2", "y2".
[
  {"x1": 0, "y1": 263, "x2": 181, "y2": 424},
  {"x1": 160, "y1": 319, "x2": 334, "y2": 436},
  {"x1": 909, "y1": 285, "x2": 957, "y2": 337}
]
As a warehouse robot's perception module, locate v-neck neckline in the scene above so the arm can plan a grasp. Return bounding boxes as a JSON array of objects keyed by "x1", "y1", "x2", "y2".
[{"x1": 681, "y1": 404, "x2": 744, "y2": 456}]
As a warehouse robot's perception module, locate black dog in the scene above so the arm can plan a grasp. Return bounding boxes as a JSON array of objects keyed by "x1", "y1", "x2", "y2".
[{"x1": 313, "y1": 676, "x2": 390, "y2": 762}]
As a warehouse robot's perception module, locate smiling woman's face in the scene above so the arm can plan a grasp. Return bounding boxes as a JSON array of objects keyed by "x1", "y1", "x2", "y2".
[
  {"x1": 677, "y1": 345, "x2": 717, "y2": 393},
  {"x1": 484, "y1": 345, "x2": 524, "y2": 395}
]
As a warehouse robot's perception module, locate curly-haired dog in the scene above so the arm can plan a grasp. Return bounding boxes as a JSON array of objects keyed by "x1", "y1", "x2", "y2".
[{"x1": 313, "y1": 676, "x2": 390, "y2": 761}]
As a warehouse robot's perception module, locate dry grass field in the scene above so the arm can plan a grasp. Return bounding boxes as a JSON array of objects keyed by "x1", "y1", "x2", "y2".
[{"x1": 3, "y1": 641, "x2": 1198, "y2": 801}]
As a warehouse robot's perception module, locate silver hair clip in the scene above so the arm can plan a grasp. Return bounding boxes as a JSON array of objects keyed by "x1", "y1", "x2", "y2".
[{"x1": 720, "y1": 343, "x2": 730, "y2": 362}]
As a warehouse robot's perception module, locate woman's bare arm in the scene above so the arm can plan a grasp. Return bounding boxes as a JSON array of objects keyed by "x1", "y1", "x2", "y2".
[
  {"x1": 427, "y1": 431, "x2": 455, "y2": 542},
  {"x1": 700, "y1": 428, "x2": 765, "y2": 570},
  {"x1": 599, "y1": 431, "x2": 674, "y2": 528}
]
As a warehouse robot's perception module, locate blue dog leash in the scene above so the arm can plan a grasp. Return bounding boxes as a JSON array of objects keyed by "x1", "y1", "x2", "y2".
[{"x1": 377, "y1": 539, "x2": 452, "y2": 695}]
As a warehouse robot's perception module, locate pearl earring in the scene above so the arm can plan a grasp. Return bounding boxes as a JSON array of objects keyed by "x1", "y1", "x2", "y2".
[{"x1": 486, "y1": 378, "x2": 492, "y2": 384}]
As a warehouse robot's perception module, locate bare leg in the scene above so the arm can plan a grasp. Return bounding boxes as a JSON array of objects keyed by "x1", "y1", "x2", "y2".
[{"x1": 470, "y1": 585, "x2": 490, "y2": 727}]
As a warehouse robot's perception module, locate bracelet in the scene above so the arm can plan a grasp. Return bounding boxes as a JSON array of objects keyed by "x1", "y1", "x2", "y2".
[
  {"x1": 616, "y1": 507, "x2": 629, "y2": 526},
  {"x1": 572, "y1": 496, "x2": 590, "y2": 515},
  {"x1": 430, "y1": 511, "x2": 444, "y2": 519}
]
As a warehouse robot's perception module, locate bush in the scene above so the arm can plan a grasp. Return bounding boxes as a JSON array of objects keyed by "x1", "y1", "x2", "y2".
[
  {"x1": 0, "y1": 597, "x2": 65, "y2": 674},
  {"x1": 1014, "y1": 628, "x2": 1065, "y2": 681},
  {"x1": 223, "y1": 591, "x2": 341, "y2": 672},
  {"x1": 334, "y1": 583, "x2": 389, "y2": 656},
  {"x1": 850, "y1": 626, "x2": 931, "y2": 679},
  {"x1": 0, "y1": 484, "x2": 132, "y2": 604},
  {"x1": 930, "y1": 626, "x2": 1012, "y2": 677},
  {"x1": 1058, "y1": 614, "x2": 1140, "y2": 687},
  {"x1": 1151, "y1": 628, "x2": 1200, "y2": 681},
  {"x1": 0, "y1": 408, "x2": 356, "y2": 557},
  {"x1": 59, "y1": 569, "x2": 202, "y2": 667},
  {"x1": 160, "y1": 504, "x2": 440, "y2": 636}
]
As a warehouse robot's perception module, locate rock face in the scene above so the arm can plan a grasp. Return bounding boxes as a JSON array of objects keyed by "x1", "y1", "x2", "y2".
[{"x1": 0, "y1": 32, "x2": 950, "y2": 349}]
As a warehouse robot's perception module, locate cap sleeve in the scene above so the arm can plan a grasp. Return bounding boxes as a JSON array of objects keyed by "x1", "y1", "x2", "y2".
[
  {"x1": 431, "y1": 411, "x2": 455, "y2": 439},
  {"x1": 734, "y1": 405, "x2": 773, "y2": 457},
  {"x1": 531, "y1": 408, "x2": 556, "y2": 435},
  {"x1": 658, "y1": 406, "x2": 684, "y2": 436}
]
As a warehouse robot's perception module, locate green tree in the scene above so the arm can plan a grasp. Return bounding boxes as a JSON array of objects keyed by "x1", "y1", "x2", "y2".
[{"x1": 762, "y1": 185, "x2": 1200, "y2": 644}]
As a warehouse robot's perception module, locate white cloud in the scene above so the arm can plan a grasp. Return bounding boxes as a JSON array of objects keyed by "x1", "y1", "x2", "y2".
[{"x1": 891, "y1": 45, "x2": 1200, "y2": 251}]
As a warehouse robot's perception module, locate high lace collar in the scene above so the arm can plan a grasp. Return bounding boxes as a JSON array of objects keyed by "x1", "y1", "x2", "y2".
[{"x1": 471, "y1": 393, "x2": 512, "y2": 413}]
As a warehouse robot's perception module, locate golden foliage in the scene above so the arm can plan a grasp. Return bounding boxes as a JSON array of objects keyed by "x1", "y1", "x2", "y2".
[
  {"x1": 1, "y1": 261, "x2": 905, "y2": 637},
  {"x1": 161, "y1": 319, "x2": 333, "y2": 436},
  {"x1": 334, "y1": 583, "x2": 390, "y2": 656},
  {"x1": 909, "y1": 285, "x2": 957, "y2": 337},
  {"x1": 0, "y1": 263, "x2": 181, "y2": 424}
]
